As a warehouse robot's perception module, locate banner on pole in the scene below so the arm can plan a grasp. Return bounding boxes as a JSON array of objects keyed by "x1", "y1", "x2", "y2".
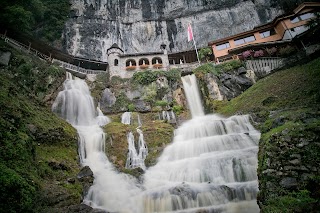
[{"x1": 187, "y1": 23, "x2": 193, "y2": 42}]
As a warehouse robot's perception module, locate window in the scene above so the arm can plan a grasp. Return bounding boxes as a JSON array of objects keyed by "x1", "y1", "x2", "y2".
[
  {"x1": 234, "y1": 38, "x2": 245, "y2": 46},
  {"x1": 216, "y1": 42, "x2": 230, "y2": 50},
  {"x1": 291, "y1": 13, "x2": 315, "y2": 23},
  {"x1": 234, "y1": 35, "x2": 256, "y2": 46},
  {"x1": 290, "y1": 16, "x2": 300, "y2": 23},
  {"x1": 300, "y1": 13, "x2": 315, "y2": 20},
  {"x1": 260, "y1": 29, "x2": 276, "y2": 38},
  {"x1": 114, "y1": 59, "x2": 118, "y2": 66}
]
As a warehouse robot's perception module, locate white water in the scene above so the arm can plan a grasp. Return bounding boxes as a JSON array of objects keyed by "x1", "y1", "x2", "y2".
[
  {"x1": 121, "y1": 111, "x2": 132, "y2": 125},
  {"x1": 160, "y1": 110, "x2": 177, "y2": 123},
  {"x1": 125, "y1": 129, "x2": 148, "y2": 170},
  {"x1": 52, "y1": 73, "x2": 142, "y2": 212},
  {"x1": 181, "y1": 74, "x2": 204, "y2": 117},
  {"x1": 52, "y1": 73, "x2": 260, "y2": 213}
]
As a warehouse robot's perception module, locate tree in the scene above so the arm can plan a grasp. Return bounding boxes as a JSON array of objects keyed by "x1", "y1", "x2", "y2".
[{"x1": 198, "y1": 47, "x2": 212, "y2": 62}]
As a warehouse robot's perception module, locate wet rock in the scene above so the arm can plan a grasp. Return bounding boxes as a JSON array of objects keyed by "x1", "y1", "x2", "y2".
[
  {"x1": 100, "y1": 88, "x2": 116, "y2": 111},
  {"x1": 133, "y1": 99, "x2": 151, "y2": 112},
  {"x1": 289, "y1": 159, "x2": 300, "y2": 165},
  {"x1": 280, "y1": 177, "x2": 298, "y2": 189},
  {"x1": 77, "y1": 166, "x2": 94, "y2": 199},
  {"x1": 63, "y1": 203, "x2": 109, "y2": 213},
  {"x1": 0, "y1": 50, "x2": 11, "y2": 66}
]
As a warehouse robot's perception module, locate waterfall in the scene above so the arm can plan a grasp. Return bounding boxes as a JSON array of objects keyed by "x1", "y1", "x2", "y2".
[
  {"x1": 52, "y1": 73, "x2": 142, "y2": 212},
  {"x1": 121, "y1": 111, "x2": 132, "y2": 124},
  {"x1": 52, "y1": 73, "x2": 260, "y2": 213},
  {"x1": 125, "y1": 129, "x2": 148, "y2": 170},
  {"x1": 142, "y1": 74, "x2": 260, "y2": 212},
  {"x1": 123, "y1": 111, "x2": 148, "y2": 170},
  {"x1": 160, "y1": 110, "x2": 177, "y2": 123},
  {"x1": 181, "y1": 74, "x2": 205, "y2": 117}
]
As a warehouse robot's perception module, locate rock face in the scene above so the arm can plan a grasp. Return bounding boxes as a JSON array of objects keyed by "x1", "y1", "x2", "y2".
[{"x1": 64, "y1": 0, "x2": 285, "y2": 60}]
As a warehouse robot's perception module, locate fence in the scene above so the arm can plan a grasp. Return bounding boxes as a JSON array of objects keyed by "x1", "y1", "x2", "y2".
[
  {"x1": 52, "y1": 59, "x2": 106, "y2": 75},
  {"x1": 246, "y1": 57, "x2": 284, "y2": 78},
  {"x1": 0, "y1": 33, "x2": 107, "y2": 75}
]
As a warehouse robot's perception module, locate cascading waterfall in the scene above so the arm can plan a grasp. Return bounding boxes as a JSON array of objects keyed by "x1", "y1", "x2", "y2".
[
  {"x1": 52, "y1": 73, "x2": 142, "y2": 212},
  {"x1": 125, "y1": 129, "x2": 148, "y2": 170},
  {"x1": 141, "y1": 74, "x2": 260, "y2": 213},
  {"x1": 122, "y1": 111, "x2": 148, "y2": 170},
  {"x1": 52, "y1": 73, "x2": 260, "y2": 213},
  {"x1": 160, "y1": 110, "x2": 177, "y2": 123},
  {"x1": 181, "y1": 74, "x2": 204, "y2": 117}
]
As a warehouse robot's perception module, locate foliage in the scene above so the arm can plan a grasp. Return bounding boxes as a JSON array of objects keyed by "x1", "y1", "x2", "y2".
[
  {"x1": 266, "y1": 47, "x2": 278, "y2": 56},
  {"x1": 263, "y1": 190, "x2": 317, "y2": 213},
  {"x1": 193, "y1": 60, "x2": 244, "y2": 78},
  {"x1": 128, "y1": 103, "x2": 135, "y2": 112},
  {"x1": 142, "y1": 83, "x2": 158, "y2": 106},
  {"x1": 133, "y1": 70, "x2": 158, "y2": 85},
  {"x1": 172, "y1": 105, "x2": 184, "y2": 115},
  {"x1": 253, "y1": 50, "x2": 265, "y2": 58},
  {"x1": 198, "y1": 47, "x2": 212, "y2": 62},
  {"x1": 132, "y1": 69, "x2": 181, "y2": 85},
  {"x1": 242, "y1": 50, "x2": 252, "y2": 59},
  {"x1": 155, "y1": 100, "x2": 168, "y2": 108},
  {"x1": 0, "y1": 0, "x2": 70, "y2": 41},
  {"x1": 278, "y1": 45, "x2": 296, "y2": 56},
  {"x1": 307, "y1": 12, "x2": 320, "y2": 29},
  {"x1": 0, "y1": 163, "x2": 36, "y2": 213}
]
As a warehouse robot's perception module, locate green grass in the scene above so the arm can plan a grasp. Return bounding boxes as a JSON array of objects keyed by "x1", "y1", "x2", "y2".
[{"x1": 215, "y1": 58, "x2": 320, "y2": 116}]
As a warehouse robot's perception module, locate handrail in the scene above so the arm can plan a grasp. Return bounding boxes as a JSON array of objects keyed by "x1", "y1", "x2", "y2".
[
  {"x1": 0, "y1": 33, "x2": 107, "y2": 75},
  {"x1": 52, "y1": 59, "x2": 106, "y2": 74}
]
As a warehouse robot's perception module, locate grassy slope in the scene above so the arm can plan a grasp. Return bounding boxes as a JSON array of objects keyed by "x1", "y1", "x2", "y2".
[
  {"x1": 0, "y1": 42, "x2": 81, "y2": 212},
  {"x1": 215, "y1": 57, "x2": 320, "y2": 212}
]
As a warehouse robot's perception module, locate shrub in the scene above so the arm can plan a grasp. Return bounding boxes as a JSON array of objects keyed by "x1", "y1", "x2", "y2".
[
  {"x1": 193, "y1": 60, "x2": 244, "y2": 78},
  {"x1": 155, "y1": 100, "x2": 168, "y2": 108},
  {"x1": 172, "y1": 105, "x2": 184, "y2": 115},
  {"x1": 127, "y1": 103, "x2": 135, "y2": 112},
  {"x1": 133, "y1": 69, "x2": 181, "y2": 85},
  {"x1": 266, "y1": 47, "x2": 277, "y2": 56},
  {"x1": 279, "y1": 45, "x2": 296, "y2": 56},
  {"x1": 254, "y1": 50, "x2": 264, "y2": 58},
  {"x1": 198, "y1": 47, "x2": 212, "y2": 62},
  {"x1": 242, "y1": 50, "x2": 252, "y2": 59}
]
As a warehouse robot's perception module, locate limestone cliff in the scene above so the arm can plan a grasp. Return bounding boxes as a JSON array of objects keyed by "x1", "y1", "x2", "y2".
[{"x1": 64, "y1": 0, "x2": 286, "y2": 61}]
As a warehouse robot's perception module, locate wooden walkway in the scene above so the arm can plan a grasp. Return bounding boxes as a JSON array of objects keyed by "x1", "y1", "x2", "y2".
[{"x1": 0, "y1": 33, "x2": 107, "y2": 75}]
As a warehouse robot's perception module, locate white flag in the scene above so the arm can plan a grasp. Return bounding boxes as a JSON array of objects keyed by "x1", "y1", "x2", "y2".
[{"x1": 187, "y1": 23, "x2": 193, "y2": 42}]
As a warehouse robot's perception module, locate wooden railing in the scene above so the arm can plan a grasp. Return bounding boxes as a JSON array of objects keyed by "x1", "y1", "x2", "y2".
[
  {"x1": 52, "y1": 59, "x2": 106, "y2": 74},
  {"x1": 0, "y1": 33, "x2": 107, "y2": 75},
  {"x1": 246, "y1": 57, "x2": 284, "y2": 78}
]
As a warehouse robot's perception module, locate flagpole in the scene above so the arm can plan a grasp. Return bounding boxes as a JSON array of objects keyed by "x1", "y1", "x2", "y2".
[
  {"x1": 193, "y1": 37, "x2": 200, "y2": 64},
  {"x1": 188, "y1": 23, "x2": 200, "y2": 64}
]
